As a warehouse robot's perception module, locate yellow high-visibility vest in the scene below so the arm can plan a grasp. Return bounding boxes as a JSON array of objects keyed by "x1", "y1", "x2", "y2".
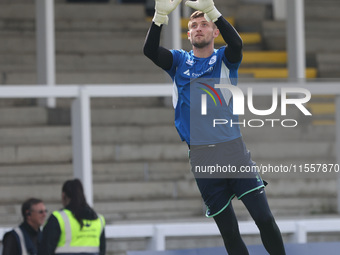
[{"x1": 53, "y1": 209, "x2": 105, "y2": 254}]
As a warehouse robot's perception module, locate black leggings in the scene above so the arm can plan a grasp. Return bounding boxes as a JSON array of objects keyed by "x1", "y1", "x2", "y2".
[{"x1": 213, "y1": 188, "x2": 286, "y2": 255}]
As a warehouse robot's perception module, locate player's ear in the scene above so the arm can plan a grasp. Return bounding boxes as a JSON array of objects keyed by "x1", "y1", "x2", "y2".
[{"x1": 213, "y1": 28, "x2": 220, "y2": 38}]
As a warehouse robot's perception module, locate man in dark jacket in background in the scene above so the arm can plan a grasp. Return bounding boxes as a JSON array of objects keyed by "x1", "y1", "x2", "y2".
[{"x1": 2, "y1": 198, "x2": 47, "y2": 255}]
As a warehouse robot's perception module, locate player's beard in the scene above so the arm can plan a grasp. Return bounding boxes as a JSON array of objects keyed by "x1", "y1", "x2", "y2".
[
  {"x1": 192, "y1": 39, "x2": 210, "y2": 48},
  {"x1": 191, "y1": 35, "x2": 213, "y2": 49}
]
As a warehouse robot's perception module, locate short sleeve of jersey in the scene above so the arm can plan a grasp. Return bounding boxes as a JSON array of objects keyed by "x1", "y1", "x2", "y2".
[{"x1": 165, "y1": 49, "x2": 186, "y2": 80}]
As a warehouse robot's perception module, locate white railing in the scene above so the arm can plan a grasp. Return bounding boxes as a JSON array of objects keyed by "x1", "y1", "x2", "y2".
[
  {"x1": 1, "y1": 82, "x2": 340, "y2": 207},
  {"x1": 1, "y1": 218, "x2": 340, "y2": 250},
  {"x1": 106, "y1": 218, "x2": 340, "y2": 250}
]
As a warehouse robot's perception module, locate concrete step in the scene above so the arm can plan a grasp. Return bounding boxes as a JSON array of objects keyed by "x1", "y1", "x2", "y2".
[
  {"x1": 0, "y1": 107, "x2": 47, "y2": 126},
  {"x1": 92, "y1": 197, "x2": 338, "y2": 222},
  {"x1": 262, "y1": 20, "x2": 340, "y2": 52},
  {"x1": 21, "y1": 44, "x2": 276, "y2": 75},
  {"x1": 0, "y1": 53, "x2": 164, "y2": 72},
  {"x1": 0, "y1": 126, "x2": 72, "y2": 145},
  {"x1": 0, "y1": 0, "x2": 67, "y2": 3},
  {"x1": 1, "y1": 70, "x2": 170, "y2": 84},
  {"x1": 94, "y1": 198, "x2": 203, "y2": 223},
  {"x1": 0, "y1": 27, "x2": 148, "y2": 37},
  {"x1": 0, "y1": 140, "x2": 334, "y2": 164},
  {"x1": 233, "y1": 197, "x2": 337, "y2": 220},
  {"x1": 0, "y1": 18, "x2": 149, "y2": 33},
  {"x1": 265, "y1": 178, "x2": 337, "y2": 198},
  {"x1": 0, "y1": 33, "x2": 146, "y2": 54},
  {"x1": 0, "y1": 176, "x2": 336, "y2": 205},
  {"x1": 2, "y1": 51, "x2": 317, "y2": 75},
  {"x1": 91, "y1": 107, "x2": 174, "y2": 125},
  {"x1": 0, "y1": 3, "x2": 145, "y2": 20},
  {"x1": 3, "y1": 64, "x2": 317, "y2": 83},
  {"x1": 0, "y1": 96, "x2": 166, "y2": 113},
  {"x1": 0, "y1": 180, "x2": 200, "y2": 204},
  {"x1": 316, "y1": 53, "x2": 340, "y2": 78},
  {"x1": 247, "y1": 140, "x2": 334, "y2": 161},
  {"x1": 56, "y1": 97, "x2": 167, "y2": 108},
  {"x1": 0, "y1": 161, "x2": 191, "y2": 184},
  {"x1": 305, "y1": 2, "x2": 340, "y2": 20},
  {"x1": 0, "y1": 107, "x2": 175, "y2": 127},
  {"x1": 307, "y1": 37, "x2": 340, "y2": 53},
  {"x1": 242, "y1": 124, "x2": 334, "y2": 143},
  {"x1": 306, "y1": 21, "x2": 340, "y2": 37},
  {"x1": 0, "y1": 125, "x2": 180, "y2": 145},
  {"x1": 0, "y1": 98, "x2": 36, "y2": 107},
  {"x1": 261, "y1": 20, "x2": 285, "y2": 51},
  {"x1": 234, "y1": 3, "x2": 272, "y2": 32},
  {"x1": 0, "y1": 142, "x2": 189, "y2": 164}
]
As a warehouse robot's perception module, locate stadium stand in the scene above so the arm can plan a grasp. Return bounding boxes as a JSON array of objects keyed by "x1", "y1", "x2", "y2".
[{"x1": 0, "y1": 0, "x2": 340, "y2": 254}]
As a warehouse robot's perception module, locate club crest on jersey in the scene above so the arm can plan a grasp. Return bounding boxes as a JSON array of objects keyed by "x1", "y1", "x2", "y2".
[{"x1": 209, "y1": 55, "x2": 216, "y2": 65}]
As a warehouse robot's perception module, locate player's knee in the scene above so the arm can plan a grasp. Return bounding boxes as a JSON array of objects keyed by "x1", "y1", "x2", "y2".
[{"x1": 254, "y1": 213, "x2": 276, "y2": 231}]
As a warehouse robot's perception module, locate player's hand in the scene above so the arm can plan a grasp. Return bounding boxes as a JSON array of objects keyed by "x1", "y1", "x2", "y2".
[
  {"x1": 185, "y1": 0, "x2": 221, "y2": 22},
  {"x1": 153, "y1": 0, "x2": 182, "y2": 27}
]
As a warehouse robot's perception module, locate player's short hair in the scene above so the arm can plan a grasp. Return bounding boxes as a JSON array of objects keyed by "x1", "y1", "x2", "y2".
[
  {"x1": 188, "y1": 11, "x2": 217, "y2": 29},
  {"x1": 190, "y1": 10, "x2": 205, "y2": 20}
]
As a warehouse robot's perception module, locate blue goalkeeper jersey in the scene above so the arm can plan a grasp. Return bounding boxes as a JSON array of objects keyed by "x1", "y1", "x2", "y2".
[{"x1": 165, "y1": 46, "x2": 242, "y2": 145}]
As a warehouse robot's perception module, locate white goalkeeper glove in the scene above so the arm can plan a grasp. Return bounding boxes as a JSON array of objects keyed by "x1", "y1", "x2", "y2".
[
  {"x1": 153, "y1": 0, "x2": 182, "y2": 27},
  {"x1": 185, "y1": 0, "x2": 221, "y2": 22}
]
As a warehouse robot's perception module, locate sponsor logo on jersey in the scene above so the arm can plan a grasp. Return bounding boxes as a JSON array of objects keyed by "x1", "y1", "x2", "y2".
[
  {"x1": 191, "y1": 66, "x2": 214, "y2": 78},
  {"x1": 183, "y1": 69, "x2": 190, "y2": 76}
]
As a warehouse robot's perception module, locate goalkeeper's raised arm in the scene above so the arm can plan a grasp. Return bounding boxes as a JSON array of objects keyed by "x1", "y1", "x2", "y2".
[{"x1": 143, "y1": 0, "x2": 181, "y2": 70}]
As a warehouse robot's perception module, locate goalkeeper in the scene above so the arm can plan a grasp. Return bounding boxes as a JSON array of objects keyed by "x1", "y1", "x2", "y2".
[{"x1": 143, "y1": 0, "x2": 286, "y2": 254}]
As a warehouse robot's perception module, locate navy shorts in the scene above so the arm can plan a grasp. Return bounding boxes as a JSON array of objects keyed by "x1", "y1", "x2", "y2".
[{"x1": 189, "y1": 137, "x2": 265, "y2": 217}]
